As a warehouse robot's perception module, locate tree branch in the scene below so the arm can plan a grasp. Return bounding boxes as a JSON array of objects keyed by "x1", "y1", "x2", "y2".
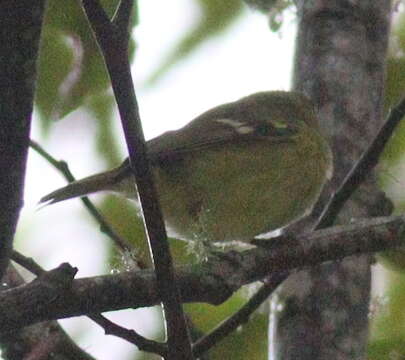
[
  {"x1": 80, "y1": 1, "x2": 192, "y2": 358},
  {"x1": 30, "y1": 140, "x2": 137, "y2": 258},
  {"x1": 290, "y1": 1, "x2": 392, "y2": 358},
  {"x1": 317, "y1": 96, "x2": 405, "y2": 229},
  {"x1": 1, "y1": 215, "x2": 404, "y2": 335},
  {"x1": 0, "y1": 264, "x2": 96, "y2": 360},
  {"x1": 89, "y1": 313, "x2": 168, "y2": 356},
  {"x1": 0, "y1": 0, "x2": 46, "y2": 279},
  {"x1": 193, "y1": 271, "x2": 288, "y2": 358}
]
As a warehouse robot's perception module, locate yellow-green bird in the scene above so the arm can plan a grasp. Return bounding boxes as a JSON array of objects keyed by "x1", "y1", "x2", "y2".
[{"x1": 41, "y1": 91, "x2": 332, "y2": 243}]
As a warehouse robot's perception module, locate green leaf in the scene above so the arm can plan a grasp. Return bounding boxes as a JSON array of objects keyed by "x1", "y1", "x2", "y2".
[
  {"x1": 88, "y1": 93, "x2": 122, "y2": 165},
  {"x1": 97, "y1": 195, "x2": 149, "y2": 268},
  {"x1": 378, "y1": 11, "x2": 405, "y2": 182},
  {"x1": 185, "y1": 292, "x2": 268, "y2": 359},
  {"x1": 368, "y1": 338, "x2": 405, "y2": 360},
  {"x1": 35, "y1": 0, "x2": 137, "y2": 131},
  {"x1": 371, "y1": 272, "x2": 405, "y2": 342},
  {"x1": 35, "y1": 27, "x2": 75, "y2": 131}
]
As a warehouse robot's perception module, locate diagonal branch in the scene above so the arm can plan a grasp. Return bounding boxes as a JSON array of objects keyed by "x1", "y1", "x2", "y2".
[
  {"x1": 79, "y1": 1, "x2": 193, "y2": 358},
  {"x1": 89, "y1": 313, "x2": 168, "y2": 356},
  {"x1": 30, "y1": 140, "x2": 137, "y2": 257},
  {"x1": 317, "y1": 96, "x2": 405, "y2": 229},
  {"x1": 192, "y1": 271, "x2": 288, "y2": 357},
  {"x1": 1, "y1": 264, "x2": 97, "y2": 360}
]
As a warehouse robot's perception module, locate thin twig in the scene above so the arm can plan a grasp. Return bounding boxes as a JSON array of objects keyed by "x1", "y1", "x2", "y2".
[
  {"x1": 316, "y1": 96, "x2": 405, "y2": 229},
  {"x1": 192, "y1": 271, "x2": 288, "y2": 358},
  {"x1": 10, "y1": 250, "x2": 144, "y2": 360},
  {"x1": 4, "y1": 261, "x2": 97, "y2": 360},
  {"x1": 10, "y1": 250, "x2": 45, "y2": 276},
  {"x1": 80, "y1": 1, "x2": 193, "y2": 358},
  {"x1": 30, "y1": 140, "x2": 134, "y2": 255},
  {"x1": 89, "y1": 313, "x2": 168, "y2": 356}
]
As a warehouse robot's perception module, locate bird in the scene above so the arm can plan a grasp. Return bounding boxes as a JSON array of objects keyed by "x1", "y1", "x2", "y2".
[{"x1": 40, "y1": 91, "x2": 332, "y2": 244}]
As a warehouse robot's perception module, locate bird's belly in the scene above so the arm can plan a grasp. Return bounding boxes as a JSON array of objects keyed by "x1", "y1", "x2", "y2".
[{"x1": 156, "y1": 140, "x2": 328, "y2": 243}]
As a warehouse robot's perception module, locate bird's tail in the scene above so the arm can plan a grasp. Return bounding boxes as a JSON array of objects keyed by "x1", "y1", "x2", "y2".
[{"x1": 40, "y1": 160, "x2": 132, "y2": 205}]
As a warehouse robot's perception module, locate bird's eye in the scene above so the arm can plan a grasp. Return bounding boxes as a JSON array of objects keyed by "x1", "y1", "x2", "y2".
[
  {"x1": 254, "y1": 121, "x2": 297, "y2": 137},
  {"x1": 255, "y1": 123, "x2": 272, "y2": 136}
]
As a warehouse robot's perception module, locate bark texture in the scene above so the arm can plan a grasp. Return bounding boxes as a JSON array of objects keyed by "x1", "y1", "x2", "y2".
[
  {"x1": 272, "y1": 1, "x2": 393, "y2": 359},
  {"x1": 0, "y1": 0, "x2": 45, "y2": 278}
]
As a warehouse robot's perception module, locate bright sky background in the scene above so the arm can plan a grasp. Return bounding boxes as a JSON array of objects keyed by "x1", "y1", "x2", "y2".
[
  {"x1": 135, "y1": 2, "x2": 297, "y2": 140},
  {"x1": 16, "y1": 2, "x2": 298, "y2": 359}
]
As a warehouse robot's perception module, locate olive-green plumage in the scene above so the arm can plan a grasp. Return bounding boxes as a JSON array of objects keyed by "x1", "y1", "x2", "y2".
[{"x1": 41, "y1": 91, "x2": 332, "y2": 243}]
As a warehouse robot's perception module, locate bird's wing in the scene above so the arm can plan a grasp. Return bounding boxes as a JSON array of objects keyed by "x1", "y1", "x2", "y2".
[{"x1": 147, "y1": 109, "x2": 298, "y2": 163}]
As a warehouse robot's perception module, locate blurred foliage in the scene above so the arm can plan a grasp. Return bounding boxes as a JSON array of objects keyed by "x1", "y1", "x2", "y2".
[
  {"x1": 34, "y1": 0, "x2": 295, "y2": 132},
  {"x1": 185, "y1": 291, "x2": 268, "y2": 359},
  {"x1": 369, "y1": 271, "x2": 405, "y2": 359},
  {"x1": 99, "y1": 195, "x2": 149, "y2": 267},
  {"x1": 376, "y1": 10, "x2": 405, "y2": 270},
  {"x1": 370, "y1": 9, "x2": 405, "y2": 360},
  {"x1": 35, "y1": 0, "x2": 137, "y2": 133},
  {"x1": 88, "y1": 93, "x2": 123, "y2": 165},
  {"x1": 368, "y1": 339, "x2": 405, "y2": 360},
  {"x1": 379, "y1": 14, "x2": 405, "y2": 168}
]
